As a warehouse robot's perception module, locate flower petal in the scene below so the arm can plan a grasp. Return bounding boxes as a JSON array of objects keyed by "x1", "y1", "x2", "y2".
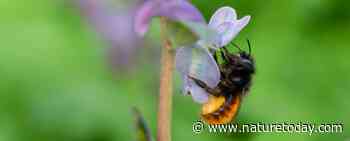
[
  {"x1": 182, "y1": 21, "x2": 218, "y2": 47},
  {"x1": 213, "y1": 22, "x2": 235, "y2": 47},
  {"x1": 135, "y1": 0, "x2": 205, "y2": 36},
  {"x1": 208, "y1": 7, "x2": 251, "y2": 47},
  {"x1": 175, "y1": 44, "x2": 220, "y2": 88},
  {"x1": 235, "y1": 15, "x2": 251, "y2": 33},
  {"x1": 188, "y1": 80, "x2": 210, "y2": 103},
  {"x1": 180, "y1": 76, "x2": 209, "y2": 103},
  {"x1": 209, "y1": 6, "x2": 237, "y2": 29},
  {"x1": 77, "y1": 0, "x2": 143, "y2": 70},
  {"x1": 166, "y1": 21, "x2": 214, "y2": 48},
  {"x1": 212, "y1": 15, "x2": 251, "y2": 47},
  {"x1": 134, "y1": 1, "x2": 154, "y2": 36}
]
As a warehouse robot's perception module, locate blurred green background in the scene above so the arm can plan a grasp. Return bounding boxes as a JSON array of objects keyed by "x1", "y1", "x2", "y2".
[{"x1": 0, "y1": 0, "x2": 349, "y2": 141}]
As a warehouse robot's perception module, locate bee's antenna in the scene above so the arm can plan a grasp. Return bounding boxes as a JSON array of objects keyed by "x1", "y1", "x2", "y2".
[{"x1": 246, "y1": 39, "x2": 252, "y2": 56}]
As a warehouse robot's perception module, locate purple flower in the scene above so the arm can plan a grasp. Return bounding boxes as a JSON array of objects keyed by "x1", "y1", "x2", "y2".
[
  {"x1": 135, "y1": 0, "x2": 205, "y2": 36},
  {"x1": 134, "y1": 0, "x2": 250, "y2": 103},
  {"x1": 77, "y1": 0, "x2": 143, "y2": 70},
  {"x1": 79, "y1": 0, "x2": 206, "y2": 70},
  {"x1": 175, "y1": 7, "x2": 251, "y2": 103}
]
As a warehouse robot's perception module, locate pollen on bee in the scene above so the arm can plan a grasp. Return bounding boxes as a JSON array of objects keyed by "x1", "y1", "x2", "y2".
[{"x1": 201, "y1": 95, "x2": 226, "y2": 115}]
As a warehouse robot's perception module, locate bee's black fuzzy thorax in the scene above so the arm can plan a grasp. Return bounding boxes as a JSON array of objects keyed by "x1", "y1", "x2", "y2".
[{"x1": 217, "y1": 51, "x2": 255, "y2": 97}]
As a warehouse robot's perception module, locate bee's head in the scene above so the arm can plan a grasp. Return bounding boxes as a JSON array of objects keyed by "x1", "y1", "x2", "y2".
[
  {"x1": 239, "y1": 51, "x2": 251, "y2": 60},
  {"x1": 235, "y1": 39, "x2": 255, "y2": 74},
  {"x1": 235, "y1": 52, "x2": 255, "y2": 74}
]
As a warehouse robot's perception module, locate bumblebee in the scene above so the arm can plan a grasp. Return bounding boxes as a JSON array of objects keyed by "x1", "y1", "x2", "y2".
[{"x1": 189, "y1": 40, "x2": 255, "y2": 124}]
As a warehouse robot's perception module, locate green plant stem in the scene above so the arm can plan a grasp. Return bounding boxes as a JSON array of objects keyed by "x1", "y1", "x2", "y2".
[{"x1": 157, "y1": 17, "x2": 174, "y2": 141}]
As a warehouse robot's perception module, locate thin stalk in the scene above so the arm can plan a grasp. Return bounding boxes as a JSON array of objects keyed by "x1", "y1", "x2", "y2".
[{"x1": 157, "y1": 17, "x2": 174, "y2": 141}]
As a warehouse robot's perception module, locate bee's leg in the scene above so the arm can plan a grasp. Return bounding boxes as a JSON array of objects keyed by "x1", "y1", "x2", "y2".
[
  {"x1": 188, "y1": 75, "x2": 221, "y2": 96},
  {"x1": 213, "y1": 51, "x2": 218, "y2": 62},
  {"x1": 223, "y1": 46, "x2": 240, "y2": 63},
  {"x1": 220, "y1": 79, "x2": 235, "y2": 89},
  {"x1": 222, "y1": 47, "x2": 231, "y2": 55},
  {"x1": 219, "y1": 66, "x2": 231, "y2": 80},
  {"x1": 220, "y1": 48, "x2": 230, "y2": 62}
]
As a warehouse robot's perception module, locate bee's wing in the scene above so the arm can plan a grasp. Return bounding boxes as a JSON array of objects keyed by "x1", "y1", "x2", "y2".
[{"x1": 175, "y1": 45, "x2": 220, "y2": 103}]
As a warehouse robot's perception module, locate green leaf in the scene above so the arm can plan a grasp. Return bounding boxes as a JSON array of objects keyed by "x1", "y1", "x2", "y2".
[{"x1": 132, "y1": 108, "x2": 153, "y2": 141}]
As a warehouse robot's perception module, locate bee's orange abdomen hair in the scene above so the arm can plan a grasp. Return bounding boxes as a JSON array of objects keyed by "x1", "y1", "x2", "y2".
[{"x1": 201, "y1": 94, "x2": 241, "y2": 125}]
